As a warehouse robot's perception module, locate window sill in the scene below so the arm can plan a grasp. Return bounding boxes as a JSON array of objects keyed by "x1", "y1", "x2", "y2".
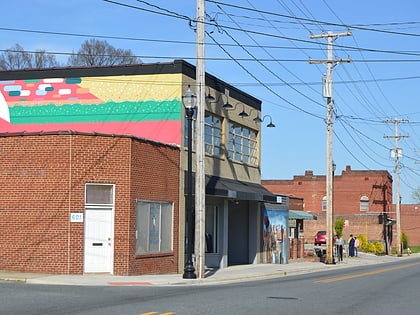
[{"x1": 135, "y1": 252, "x2": 174, "y2": 259}]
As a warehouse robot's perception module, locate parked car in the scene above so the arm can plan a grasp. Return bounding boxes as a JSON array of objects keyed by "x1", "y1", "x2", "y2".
[{"x1": 314, "y1": 231, "x2": 327, "y2": 246}]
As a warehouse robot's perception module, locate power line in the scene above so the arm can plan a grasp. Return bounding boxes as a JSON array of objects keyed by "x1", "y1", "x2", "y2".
[
  {"x1": 207, "y1": 0, "x2": 420, "y2": 37},
  {"x1": 215, "y1": 3, "x2": 325, "y2": 108}
]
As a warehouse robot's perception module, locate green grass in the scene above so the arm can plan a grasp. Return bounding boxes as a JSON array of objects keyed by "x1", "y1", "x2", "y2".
[
  {"x1": 407, "y1": 245, "x2": 420, "y2": 253},
  {"x1": 390, "y1": 245, "x2": 420, "y2": 255}
]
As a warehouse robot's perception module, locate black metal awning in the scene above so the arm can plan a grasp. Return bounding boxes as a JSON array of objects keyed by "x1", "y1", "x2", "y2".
[
  {"x1": 185, "y1": 174, "x2": 277, "y2": 202},
  {"x1": 206, "y1": 175, "x2": 277, "y2": 202}
]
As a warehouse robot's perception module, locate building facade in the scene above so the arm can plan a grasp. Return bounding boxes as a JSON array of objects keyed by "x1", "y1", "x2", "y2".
[
  {"x1": 398, "y1": 204, "x2": 420, "y2": 246},
  {"x1": 0, "y1": 60, "x2": 277, "y2": 275},
  {"x1": 0, "y1": 133, "x2": 180, "y2": 275},
  {"x1": 262, "y1": 165, "x2": 394, "y2": 246}
]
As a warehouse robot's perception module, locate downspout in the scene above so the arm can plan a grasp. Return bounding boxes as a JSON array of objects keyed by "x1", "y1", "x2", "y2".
[{"x1": 67, "y1": 134, "x2": 73, "y2": 274}]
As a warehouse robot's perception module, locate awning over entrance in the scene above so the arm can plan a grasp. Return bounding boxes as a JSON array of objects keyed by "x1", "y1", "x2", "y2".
[
  {"x1": 289, "y1": 210, "x2": 317, "y2": 220},
  {"x1": 206, "y1": 176, "x2": 277, "y2": 202}
]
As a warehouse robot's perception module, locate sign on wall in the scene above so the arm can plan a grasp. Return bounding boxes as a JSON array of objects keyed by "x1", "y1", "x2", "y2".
[
  {"x1": 70, "y1": 213, "x2": 84, "y2": 223},
  {"x1": 0, "y1": 75, "x2": 182, "y2": 145}
]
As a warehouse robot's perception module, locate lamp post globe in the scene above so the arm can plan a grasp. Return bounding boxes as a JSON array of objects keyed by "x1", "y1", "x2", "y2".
[
  {"x1": 182, "y1": 85, "x2": 197, "y2": 113},
  {"x1": 182, "y1": 85, "x2": 197, "y2": 279}
]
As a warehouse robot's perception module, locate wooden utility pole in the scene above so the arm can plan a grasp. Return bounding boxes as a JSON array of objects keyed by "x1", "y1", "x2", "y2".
[
  {"x1": 384, "y1": 119, "x2": 409, "y2": 256},
  {"x1": 195, "y1": 0, "x2": 206, "y2": 278},
  {"x1": 309, "y1": 31, "x2": 351, "y2": 264}
]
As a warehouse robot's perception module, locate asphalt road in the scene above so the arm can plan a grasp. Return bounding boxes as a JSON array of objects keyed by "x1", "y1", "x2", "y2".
[{"x1": 1, "y1": 257, "x2": 419, "y2": 315}]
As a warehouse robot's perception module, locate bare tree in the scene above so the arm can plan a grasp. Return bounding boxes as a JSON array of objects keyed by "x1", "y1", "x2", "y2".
[
  {"x1": 413, "y1": 187, "x2": 420, "y2": 203},
  {"x1": 0, "y1": 44, "x2": 60, "y2": 70},
  {"x1": 67, "y1": 39, "x2": 141, "y2": 66},
  {"x1": 33, "y1": 50, "x2": 60, "y2": 69}
]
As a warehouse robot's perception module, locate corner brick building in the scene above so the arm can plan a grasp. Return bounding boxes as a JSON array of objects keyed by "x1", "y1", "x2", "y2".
[
  {"x1": 262, "y1": 165, "x2": 396, "y2": 246},
  {"x1": 0, "y1": 60, "x2": 277, "y2": 276},
  {"x1": 0, "y1": 133, "x2": 180, "y2": 275}
]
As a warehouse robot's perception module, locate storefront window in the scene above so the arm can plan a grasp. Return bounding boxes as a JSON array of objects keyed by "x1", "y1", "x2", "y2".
[{"x1": 136, "y1": 200, "x2": 173, "y2": 255}]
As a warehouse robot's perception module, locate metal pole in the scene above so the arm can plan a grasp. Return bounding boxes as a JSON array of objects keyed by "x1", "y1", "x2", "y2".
[
  {"x1": 183, "y1": 106, "x2": 196, "y2": 279},
  {"x1": 195, "y1": 0, "x2": 206, "y2": 278}
]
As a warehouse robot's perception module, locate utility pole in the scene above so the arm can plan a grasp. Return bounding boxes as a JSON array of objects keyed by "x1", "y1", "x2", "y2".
[
  {"x1": 384, "y1": 119, "x2": 409, "y2": 256},
  {"x1": 195, "y1": 0, "x2": 206, "y2": 279},
  {"x1": 309, "y1": 31, "x2": 351, "y2": 264}
]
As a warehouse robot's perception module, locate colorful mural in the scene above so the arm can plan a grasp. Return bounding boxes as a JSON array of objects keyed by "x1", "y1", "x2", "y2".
[
  {"x1": 0, "y1": 74, "x2": 183, "y2": 145},
  {"x1": 263, "y1": 209, "x2": 288, "y2": 264}
]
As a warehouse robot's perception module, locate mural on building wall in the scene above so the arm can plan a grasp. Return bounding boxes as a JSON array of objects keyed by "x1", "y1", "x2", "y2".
[
  {"x1": 0, "y1": 75, "x2": 182, "y2": 144},
  {"x1": 263, "y1": 209, "x2": 288, "y2": 264}
]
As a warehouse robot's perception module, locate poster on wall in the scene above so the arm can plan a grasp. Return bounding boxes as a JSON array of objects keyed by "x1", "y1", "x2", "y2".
[{"x1": 263, "y1": 209, "x2": 288, "y2": 264}]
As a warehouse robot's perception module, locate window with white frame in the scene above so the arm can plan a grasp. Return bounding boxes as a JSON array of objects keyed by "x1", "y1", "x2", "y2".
[
  {"x1": 136, "y1": 200, "x2": 173, "y2": 255},
  {"x1": 322, "y1": 196, "x2": 327, "y2": 211},
  {"x1": 360, "y1": 196, "x2": 369, "y2": 211},
  {"x1": 204, "y1": 114, "x2": 222, "y2": 157},
  {"x1": 227, "y1": 122, "x2": 257, "y2": 165},
  {"x1": 85, "y1": 183, "x2": 114, "y2": 207}
]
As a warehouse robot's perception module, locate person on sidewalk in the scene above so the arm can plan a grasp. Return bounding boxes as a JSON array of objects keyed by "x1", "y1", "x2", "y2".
[
  {"x1": 348, "y1": 234, "x2": 355, "y2": 257},
  {"x1": 335, "y1": 235, "x2": 344, "y2": 262},
  {"x1": 354, "y1": 236, "x2": 359, "y2": 257}
]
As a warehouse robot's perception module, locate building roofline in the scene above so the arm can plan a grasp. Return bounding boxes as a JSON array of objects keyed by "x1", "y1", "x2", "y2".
[
  {"x1": 0, "y1": 59, "x2": 261, "y2": 110},
  {"x1": 0, "y1": 130, "x2": 180, "y2": 150}
]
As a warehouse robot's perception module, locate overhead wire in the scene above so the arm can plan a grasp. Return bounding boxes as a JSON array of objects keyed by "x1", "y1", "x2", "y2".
[
  {"x1": 207, "y1": 0, "x2": 420, "y2": 37},
  {"x1": 1, "y1": 0, "x2": 418, "y2": 195},
  {"x1": 317, "y1": 0, "x2": 419, "y2": 193}
]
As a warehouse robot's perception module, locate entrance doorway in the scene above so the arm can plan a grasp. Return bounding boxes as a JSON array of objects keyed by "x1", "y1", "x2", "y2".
[
  {"x1": 228, "y1": 203, "x2": 249, "y2": 265},
  {"x1": 84, "y1": 208, "x2": 113, "y2": 273},
  {"x1": 83, "y1": 183, "x2": 115, "y2": 273}
]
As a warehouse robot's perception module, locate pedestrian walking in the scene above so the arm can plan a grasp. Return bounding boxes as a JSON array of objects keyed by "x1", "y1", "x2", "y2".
[
  {"x1": 348, "y1": 234, "x2": 355, "y2": 257},
  {"x1": 354, "y1": 236, "x2": 359, "y2": 257},
  {"x1": 335, "y1": 235, "x2": 344, "y2": 262}
]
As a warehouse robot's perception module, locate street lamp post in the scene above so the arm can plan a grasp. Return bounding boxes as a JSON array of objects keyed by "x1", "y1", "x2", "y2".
[{"x1": 182, "y1": 85, "x2": 197, "y2": 279}]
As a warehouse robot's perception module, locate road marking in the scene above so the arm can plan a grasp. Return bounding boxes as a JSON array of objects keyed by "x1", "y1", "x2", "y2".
[
  {"x1": 139, "y1": 312, "x2": 175, "y2": 315},
  {"x1": 316, "y1": 262, "x2": 420, "y2": 283}
]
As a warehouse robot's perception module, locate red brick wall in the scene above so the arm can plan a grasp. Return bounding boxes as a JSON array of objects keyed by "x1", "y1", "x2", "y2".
[
  {"x1": 0, "y1": 133, "x2": 180, "y2": 275},
  {"x1": 262, "y1": 166, "x2": 397, "y2": 245},
  {"x1": 127, "y1": 139, "x2": 180, "y2": 275},
  {"x1": 400, "y1": 204, "x2": 420, "y2": 246},
  {"x1": 262, "y1": 166, "x2": 393, "y2": 216},
  {"x1": 304, "y1": 214, "x2": 385, "y2": 244}
]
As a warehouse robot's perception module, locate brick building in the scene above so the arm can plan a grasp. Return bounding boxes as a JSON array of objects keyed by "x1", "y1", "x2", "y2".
[
  {"x1": 0, "y1": 133, "x2": 180, "y2": 275},
  {"x1": 0, "y1": 60, "x2": 277, "y2": 275},
  {"x1": 398, "y1": 204, "x2": 420, "y2": 246},
  {"x1": 262, "y1": 165, "x2": 394, "y2": 246}
]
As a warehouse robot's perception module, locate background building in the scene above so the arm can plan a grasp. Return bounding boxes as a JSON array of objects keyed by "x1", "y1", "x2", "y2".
[{"x1": 262, "y1": 165, "x2": 394, "y2": 247}]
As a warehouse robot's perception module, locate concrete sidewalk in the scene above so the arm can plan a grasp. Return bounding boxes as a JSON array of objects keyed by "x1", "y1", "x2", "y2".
[{"x1": 0, "y1": 253, "x2": 416, "y2": 286}]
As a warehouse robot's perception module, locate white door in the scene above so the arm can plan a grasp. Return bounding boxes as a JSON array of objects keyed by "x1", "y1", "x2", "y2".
[{"x1": 84, "y1": 208, "x2": 113, "y2": 273}]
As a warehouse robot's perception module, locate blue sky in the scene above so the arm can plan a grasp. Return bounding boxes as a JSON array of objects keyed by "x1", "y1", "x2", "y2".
[{"x1": 1, "y1": 0, "x2": 419, "y2": 203}]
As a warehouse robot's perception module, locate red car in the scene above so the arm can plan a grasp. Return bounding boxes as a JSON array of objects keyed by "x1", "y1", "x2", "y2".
[{"x1": 314, "y1": 231, "x2": 327, "y2": 246}]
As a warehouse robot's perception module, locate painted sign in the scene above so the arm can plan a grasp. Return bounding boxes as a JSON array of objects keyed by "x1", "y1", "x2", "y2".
[
  {"x1": 0, "y1": 74, "x2": 183, "y2": 145},
  {"x1": 263, "y1": 209, "x2": 288, "y2": 264}
]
